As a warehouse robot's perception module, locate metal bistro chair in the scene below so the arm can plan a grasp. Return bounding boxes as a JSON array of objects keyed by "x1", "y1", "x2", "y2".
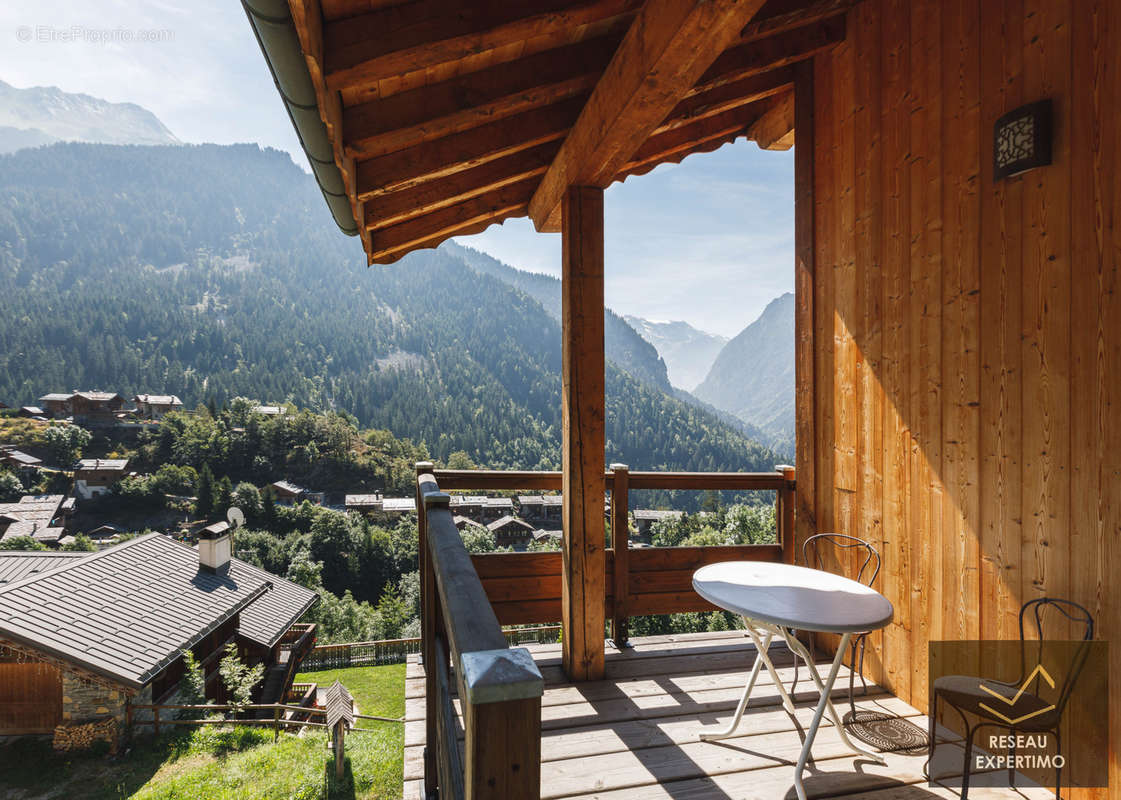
[
  {"x1": 790, "y1": 533, "x2": 881, "y2": 718},
  {"x1": 927, "y1": 598, "x2": 1094, "y2": 800}
]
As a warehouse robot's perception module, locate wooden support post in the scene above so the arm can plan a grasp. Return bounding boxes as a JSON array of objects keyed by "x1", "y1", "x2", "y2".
[
  {"x1": 414, "y1": 460, "x2": 438, "y2": 798},
  {"x1": 610, "y1": 463, "x2": 630, "y2": 646},
  {"x1": 334, "y1": 722, "x2": 346, "y2": 780},
  {"x1": 560, "y1": 185, "x2": 606, "y2": 681},
  {"x1": 153, "y1": 707, "x2": 160, "y2": 738},
  {"x1": 776, "y1": 465, "x2": 797, "y2": 564},
  {"x1": 273, "y1": 707, "x2": 280, "y2": 743}
]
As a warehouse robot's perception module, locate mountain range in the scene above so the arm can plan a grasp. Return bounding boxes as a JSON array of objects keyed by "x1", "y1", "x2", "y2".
[
  {"x1": 622, "y1": 316, "x2": 727, "y2": 392},
  {"x1": 0, "y1": 79, "x2": 179, "y2": 154},
  {"x1": 0, "y1": 139, "x2": 780, "y2": 488}
]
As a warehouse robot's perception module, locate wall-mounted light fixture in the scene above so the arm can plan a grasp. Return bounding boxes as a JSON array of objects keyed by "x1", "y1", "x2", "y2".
[{"x1": 993, "y1": 99, "x2": 1052, "y2": 180}]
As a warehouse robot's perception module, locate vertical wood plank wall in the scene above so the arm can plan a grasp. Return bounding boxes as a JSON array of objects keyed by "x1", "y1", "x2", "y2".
[{"x1": 801, "y1": 1, "x2": 1119, "y2": 793}]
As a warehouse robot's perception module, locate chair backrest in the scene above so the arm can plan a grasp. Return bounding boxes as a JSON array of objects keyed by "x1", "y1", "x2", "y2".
[
  {"x1": 1018, "y1": 597, "x2": 1094, "y2": 715},
  {"x1": 801, "y1": 533, "x2": 880, "y2": 587}
]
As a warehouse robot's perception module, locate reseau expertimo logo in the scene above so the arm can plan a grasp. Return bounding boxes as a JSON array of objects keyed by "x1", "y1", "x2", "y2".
[{"x1": 927, "y1": 640, "x2": 1108, "y2": 792}]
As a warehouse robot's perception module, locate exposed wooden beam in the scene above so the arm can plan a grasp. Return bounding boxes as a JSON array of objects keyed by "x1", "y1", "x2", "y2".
[
  {"x1": 324, "y1": 0, "x2": 641, "y2": 91},
  {"x1": 355, "y1": 97, "x2": 585, "y2": 200},
  {"x1": 368, "y1": 179, "x2": 537, "y2": 263},
  {"x1": 617, "y1": 102, "x2": 765, "y2": 180},
  {"x1": 560, "y1": 186, "x2": 606, "y2": 682},
  {"x1": 740, "y1": 0, "x2": 854, "y2": 42},
  {"x1": 529, "y1": 0, "x2": 769, "y2": 231},
  {"x1": 344, "y1": 32, "x2": 623, "y2": 159},
  {"x1": 655, "y1": 65, "x2": 794, "y2": 134},
  {"x1": 364, "y1": 142, "x2": 559, "y2": 229},
  {"x1": 746, "y1": 90, "x2": 795, "y2": 149},
  {"x1": 699, "y1": 14, "x2": 846, "y2": 92}
]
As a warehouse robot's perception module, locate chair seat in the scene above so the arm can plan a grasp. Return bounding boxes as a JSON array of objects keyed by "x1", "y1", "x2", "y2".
[{"x1": 933, "y1": 674, "x2": 1059, "y2": 730}]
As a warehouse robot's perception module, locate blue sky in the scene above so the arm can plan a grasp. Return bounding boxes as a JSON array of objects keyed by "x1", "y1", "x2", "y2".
[{"x1": 0, "y1": 0, "x2": 793, "y2": 338}]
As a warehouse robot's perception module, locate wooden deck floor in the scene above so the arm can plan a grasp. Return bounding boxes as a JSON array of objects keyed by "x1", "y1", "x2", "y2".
[{"x1": 403, "y1": 630, "x2": 1051, "y2": 800}]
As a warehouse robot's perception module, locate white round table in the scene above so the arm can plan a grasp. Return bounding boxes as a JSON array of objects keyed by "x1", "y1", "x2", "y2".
[{"x1": 693, "y1": 561, "x2": 895, "y2": 800}]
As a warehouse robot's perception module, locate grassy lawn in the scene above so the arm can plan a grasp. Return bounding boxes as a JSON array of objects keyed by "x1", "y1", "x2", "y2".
[{"x1": 0, "y1": 663, "x2": 406, "y2": 800}]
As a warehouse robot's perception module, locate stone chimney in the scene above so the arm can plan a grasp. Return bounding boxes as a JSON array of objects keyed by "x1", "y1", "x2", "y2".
[{"x1": 198, "y1": 521, "x2": 232, "y2": 575}]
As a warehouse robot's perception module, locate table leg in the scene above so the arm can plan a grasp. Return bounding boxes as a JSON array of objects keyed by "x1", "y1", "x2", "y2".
[
  {"x1": 746, "y1": 625, "x2": 798, "y2": 714},
  {"x1": 700, "y1": 628, "x2": 773, "y2": 741},
  {"x1": 781, "y1": 628, "x2": 887, "y2": 765}
]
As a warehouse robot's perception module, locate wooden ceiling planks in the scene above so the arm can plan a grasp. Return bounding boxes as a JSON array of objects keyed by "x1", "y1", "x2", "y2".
[
  {"x1": 324, "y1": 0, "x2": 642, "y2": 91},
  {"x1": 288, "y1": 0, "x2": 848, "y2": 263},
  {"x1": 527, "y1": 0, "x2": 771, "y2": 231}
]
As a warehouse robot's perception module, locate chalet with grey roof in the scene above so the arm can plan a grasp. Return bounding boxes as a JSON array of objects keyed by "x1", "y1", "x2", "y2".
[
  {"x1": 133, "y1": 393, "x2": 184, "y2": 419},
  {"x1": 486, "y1": 515, "x2": 535, "y2": 550},
  {"x1": 73, "y1": 458, "x2": 130, "y2": 499},
  {"x1": 0, "y1": 495, "x2": 71, "y2": 546},
  {"x1": 0, "y1": 531, "x2": 317, "y2": 743}
]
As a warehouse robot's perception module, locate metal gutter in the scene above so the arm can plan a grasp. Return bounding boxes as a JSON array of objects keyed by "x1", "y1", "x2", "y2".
[{"x1": 241, "y1": 0, "x2": 358, "y2": 236}]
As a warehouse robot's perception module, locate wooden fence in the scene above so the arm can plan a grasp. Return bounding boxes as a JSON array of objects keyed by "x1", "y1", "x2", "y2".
[
  {"x1": 127, "y1": 702, "x2": 402, "y2": 740},
  {"x1": 300, "y1": 625, "x2": 561, "y2": 671}
]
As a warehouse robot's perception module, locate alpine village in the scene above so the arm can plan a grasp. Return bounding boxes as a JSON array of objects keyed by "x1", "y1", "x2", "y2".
[{"x1": 0, "y1": 1, "x2": 1118, "y2": 799}]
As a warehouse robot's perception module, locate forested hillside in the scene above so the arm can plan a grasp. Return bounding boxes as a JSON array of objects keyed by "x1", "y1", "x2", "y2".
[{"x1": 0, "y1": 142, "x2": 778, "y2": 474}]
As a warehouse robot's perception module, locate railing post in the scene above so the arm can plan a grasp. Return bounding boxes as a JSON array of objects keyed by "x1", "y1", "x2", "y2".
[
  {"x1": 461, "y1": 648, "x2": 543, "y2": 799},
  {"x1": 609, "y1": 463, "x2": 630, "y2": 646},
  {"x1": 776, "y1": 465, "x2": 796, "y2": 564},
  {"x1": 415, "y1": 460, "x2": 438, "y2": 800}
]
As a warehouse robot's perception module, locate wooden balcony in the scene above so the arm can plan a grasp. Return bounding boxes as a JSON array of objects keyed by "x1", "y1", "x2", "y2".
[
  {"x1": 405, "y1": 630, "x2": 1054, "y2": 800},
  {"x1": 408, "y1": 465, "x2": 1072, "y2": 799}
]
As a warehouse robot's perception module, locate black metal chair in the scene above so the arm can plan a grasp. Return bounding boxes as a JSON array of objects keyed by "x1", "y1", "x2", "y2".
[
  {"x1": 927, "y1": 597, "x2": 1094, "y2": 800},
  {"x1": 790, "y1": 532, "x2": 881, "y2": 717}
]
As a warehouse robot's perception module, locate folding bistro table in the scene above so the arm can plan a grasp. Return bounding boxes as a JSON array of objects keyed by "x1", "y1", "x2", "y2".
[{"x1": 692, "y1": 561, "x2": 895, "y2": 800}]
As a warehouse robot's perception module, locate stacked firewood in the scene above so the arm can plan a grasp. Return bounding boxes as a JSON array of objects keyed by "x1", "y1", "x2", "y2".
[{"x1": 53, "y1": 717, "x2": 118, "y2": 754}]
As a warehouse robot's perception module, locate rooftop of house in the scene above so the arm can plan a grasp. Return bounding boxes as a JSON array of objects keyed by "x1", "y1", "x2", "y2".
[
  {"x1": 0, "y1": 533, "x2": 319, "y2": 687},
  {"x1": 0, "y1": 551, "x2": 87, "y2": 585},
  {"x1": 345, "y1": 493, "x2": 383, "y2": 506},
  {"x1": 75, "y1": 458, "x2": 130, "y2": 472},
  {"x1": 270, "y1": 480, "x2": 306, "y2": 496},
  {"x1": 134, "y1": 394, "x2": 183, "y2": 406},
  {"x1": 0, "y1": 495, "x2": 67, "y2": 533},
  {"x1": 20, "y1": 406, "x2": 44, "y2": 416},
  {"x1": 382, "y1": 498, "x2": 417, "y2": 512},
  {"x1": 633, "y1": 509, "x2": 686, "y2": 521},
  {"x1": 253, "y1": 405, "x2": 285, "y2": 415},
  {"x1": 486, "y1": 515, "x2": 534, "y2": 533},
  {"x1": 2, "y1": 449, "x2": 42, "y2": 466},
  {"x1": 39, "y1": 393, "x2": 74, "y2": 402},
  {"x1": 73, "y1": 391, "x2": 123, "y2": 403}
]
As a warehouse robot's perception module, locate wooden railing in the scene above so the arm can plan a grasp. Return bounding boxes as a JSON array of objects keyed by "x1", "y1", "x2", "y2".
[
  {"x1": 300, "y1": 626, "x2": 562, "y2": 671},
  {"x1": 431, "y1": 464, "x2": 796, "y2": 643},
  {"x1": 416, "y1": 465, "x2": 544, "y2": 800}
]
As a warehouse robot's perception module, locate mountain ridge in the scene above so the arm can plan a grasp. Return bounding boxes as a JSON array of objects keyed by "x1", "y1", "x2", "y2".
[
  {"x1": 694, "y1": 292, "x2": 795, "y2": 456},
  {"x1": 0, "y1": 141, "x2": 780, "y2": 488},
  {"x1": 623, "y1": 315, "x2": 727, "y2": 391},
  {"x1": 0, "y1": 79, "x2": 179, "y2": 154}
]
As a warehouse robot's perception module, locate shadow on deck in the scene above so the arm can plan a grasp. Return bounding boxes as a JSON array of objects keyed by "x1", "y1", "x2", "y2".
[{"x1": 403, "y1": 630, "x2": 1052, "y2": 800}]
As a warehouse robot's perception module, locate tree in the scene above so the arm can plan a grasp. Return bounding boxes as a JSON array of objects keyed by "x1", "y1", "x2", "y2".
[
  {"x1": 195, "y1": 464, "x2": 215, "y2": 519},
  {"x1": 61, "y1": 534, "x2": 97, "y2": 552},
  {"x1": 286, "y1": 549, "x2": 323, "y2": 590},
  {"x1": 215, "y1": 475, "x2": 233, "y2": 517},
  {"x1": 232, "y1": 482, "x2": 262, "y2": 518},
  {"x1": 0, "y1": 471, "x2": 23, "y2": 502},
  {"x1": 44, "y1": 424, "x2": 91, "y2": 465},
  {"x1": 218, "y1": 643, "x2": 264, "y2": 712},
  {"x1": 0, "y1": 535, "x2": 46, "y2": 551},
  {"x1": 261, "y1": 485, "x2": 279, "y2": 531},
  {"x1": 178, "y1": 649, "x2": 209, "y2": 718}
]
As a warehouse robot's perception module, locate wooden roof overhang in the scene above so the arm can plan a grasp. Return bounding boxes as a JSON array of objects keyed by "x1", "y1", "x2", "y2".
[{"x1": 270, "y1": 0, "x2": 851, "y2": 264}]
